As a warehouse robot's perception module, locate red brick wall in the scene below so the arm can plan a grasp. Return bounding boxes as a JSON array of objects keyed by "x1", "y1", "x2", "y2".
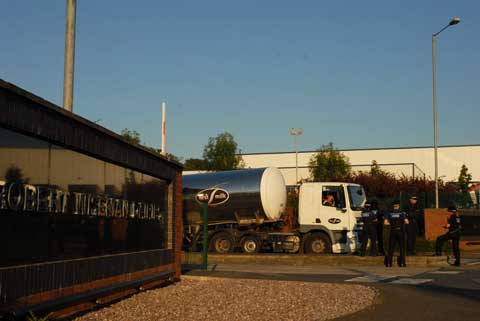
[{"x1": 17, "y1": 264, "x2": 176, "y2": 307}]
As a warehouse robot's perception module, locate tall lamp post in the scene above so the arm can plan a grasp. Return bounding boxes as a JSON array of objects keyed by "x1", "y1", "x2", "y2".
[
  {"x1": 432, "y1": 17, "x2": 460, "y2": 208},
  {"x1": 290, "y1": 128, "x2": 303, "y2": 185}
]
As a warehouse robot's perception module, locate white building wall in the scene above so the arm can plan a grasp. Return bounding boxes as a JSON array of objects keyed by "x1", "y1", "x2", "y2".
[{"x1": 240, "y1": 145, "x2": 480, "y2": 186}]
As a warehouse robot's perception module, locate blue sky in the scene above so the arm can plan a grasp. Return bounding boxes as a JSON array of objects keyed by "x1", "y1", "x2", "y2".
[{"x1": 1, "y1": 0, "x2": 479, "y2": 160}]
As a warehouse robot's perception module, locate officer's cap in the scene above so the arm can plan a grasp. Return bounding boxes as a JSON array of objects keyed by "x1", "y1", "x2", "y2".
[
  {"x1": 409, "y1": 196, "x2": 417, "y2": 200},
  {"x1": 391, "y1": 200, "x2": 400, "y2": 206},
  {"x1": 364, "y1": 202, "x2": 372, "y2": 208}
]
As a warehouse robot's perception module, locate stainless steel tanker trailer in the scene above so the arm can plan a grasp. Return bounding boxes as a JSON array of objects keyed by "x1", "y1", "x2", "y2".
[{"x1": 183, "y1": 168, "x2": 366, "y2": 254}]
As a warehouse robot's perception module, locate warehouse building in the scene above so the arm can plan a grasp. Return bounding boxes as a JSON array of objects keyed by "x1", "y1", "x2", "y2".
[{"x1": 241, "y1": 145, "x2": 480, "y2": 186}]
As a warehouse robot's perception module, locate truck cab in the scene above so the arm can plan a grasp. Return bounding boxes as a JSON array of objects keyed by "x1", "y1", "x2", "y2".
[{"x1": 298, "y1": 182, "x2": 366, "y2": 254}]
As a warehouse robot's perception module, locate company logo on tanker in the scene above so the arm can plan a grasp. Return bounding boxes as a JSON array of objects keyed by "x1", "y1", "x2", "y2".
[{"x1": 195, "y1": 188, "x2": 230, "y2": 207}]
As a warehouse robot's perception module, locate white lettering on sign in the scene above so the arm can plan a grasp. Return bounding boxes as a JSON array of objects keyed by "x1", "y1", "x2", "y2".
[
  {"x1": 0, "y1": 180, "x2": 164, "y2": 221},
  {"x1": 195, "y1": 188, "x2": 230, "y2": 207}
]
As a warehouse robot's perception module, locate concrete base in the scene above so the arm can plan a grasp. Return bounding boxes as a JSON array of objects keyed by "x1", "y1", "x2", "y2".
[{"x1": 182, "y1": 252, "x2": 448, "y2": 267}]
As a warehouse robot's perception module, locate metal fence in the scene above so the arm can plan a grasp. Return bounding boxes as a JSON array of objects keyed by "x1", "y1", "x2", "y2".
[{"x1": 0, "y1": 249, "x2": 174, "y2": 305}]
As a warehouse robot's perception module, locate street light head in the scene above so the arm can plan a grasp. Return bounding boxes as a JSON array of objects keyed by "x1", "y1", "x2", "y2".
[{"x1": 449, "y1": 17, "x2": 461, "y2": 26}]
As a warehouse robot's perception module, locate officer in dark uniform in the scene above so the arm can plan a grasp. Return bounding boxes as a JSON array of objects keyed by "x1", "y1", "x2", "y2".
[
  {"x1": 384, "y1": 200, "x2": 409, "y2": 267},
  {"x1": 359, "y1": 202, "x2": 378, "y2": 256},
  {"x1": 371, "y1": 200, "x2": 385, "y2": 255},
  {"x1": 435, "y1": 205, "x2": 462, "y2": 266},
  {"x1": 405, "y1": 196, "x2": 419, "y2": 255}
]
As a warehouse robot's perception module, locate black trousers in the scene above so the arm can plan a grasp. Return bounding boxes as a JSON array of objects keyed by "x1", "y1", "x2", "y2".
[
  {"x1": 376, "y1": 223, "x2": 384, "y2": 254},
  {"x1": 406, "y1": 220, "x2": 418, "y2": 255},
  {"x1": 360, "y1": 226, "x2": 378, "y2": 256},
  {"x1": 435, "y1": 232, "x2": 460, "y2": 263},
  {"x1": 386, "y1": 229, "x2": 406, "y2": 266}
]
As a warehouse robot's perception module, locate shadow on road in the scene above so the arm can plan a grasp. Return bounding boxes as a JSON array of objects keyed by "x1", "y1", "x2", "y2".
[{"x1": 414, "y1": 283, "x2": 480, "y2": 302}]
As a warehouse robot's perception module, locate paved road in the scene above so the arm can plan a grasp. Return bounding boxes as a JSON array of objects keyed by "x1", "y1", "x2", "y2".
[{"x1": 183, "y1": 258, "x2": 480, "y2": 321}]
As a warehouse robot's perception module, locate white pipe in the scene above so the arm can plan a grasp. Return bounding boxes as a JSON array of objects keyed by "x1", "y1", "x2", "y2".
[
  {"x1": 63, "y1": 0, "x2": 76, "y2": 111},
  {"x1": 161, "y1": 102, "x2": 167, "y2": 155}
]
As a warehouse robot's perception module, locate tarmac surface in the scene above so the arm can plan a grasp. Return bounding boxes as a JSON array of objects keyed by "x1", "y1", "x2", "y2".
[{"x1": 183, "y1": 255, "x2": 480, "y2": 321}]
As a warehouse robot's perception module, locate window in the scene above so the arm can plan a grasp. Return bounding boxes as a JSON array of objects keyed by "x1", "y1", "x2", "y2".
[
  {"x1": 347, "y1": 185, "x2": 366, "y2": 211},
  {"x1": 0, "y1": 127, "x2": 170, "y2": 267},
  {"x1": 322, "y1": 186, "x2": 345, "y2": 208}
]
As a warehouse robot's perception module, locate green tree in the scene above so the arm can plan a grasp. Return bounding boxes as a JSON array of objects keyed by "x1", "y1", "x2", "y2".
[
  {"x1": 121, "y1": 128, "x2": 182, "y2": 163},
  {"x1": 145, "y1": 147, "x2": 183, "y2": 163},
  {"x1": 458, "y1": 164, "x2": 472, "y2": 193},
  {"x1": 202, "y1": 132, "x2": 244, "y2": 171},
  {"x1": 5, "y1": 165, "x2": 29, "y2": 184},
  {"x1": 458, "y1": 164, "x2": 472, "y2": 206},
  {"x1": 370, "y1": 160, "x2": 386, "y2": 176},
  {"x1": 165, "y1": 153, "x2": 182, "y2": 163},
  {"x1": 184, "y1": 158, "x2": 208, "y2": 170},
  {"x1": 120, "y1": 128, "x2": 141, "y2": 145},
  {"x1": 309, "y1": 142, "x2": 351, "y2": 182}
]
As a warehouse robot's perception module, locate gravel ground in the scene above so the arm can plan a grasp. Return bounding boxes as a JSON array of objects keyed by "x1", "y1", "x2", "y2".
[{"x1": 74, "y1": 276, "x2": 376, "y2": 321}]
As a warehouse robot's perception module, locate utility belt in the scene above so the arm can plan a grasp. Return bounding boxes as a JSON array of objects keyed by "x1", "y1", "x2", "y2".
[{"x1": 448, "y1": 228, "x2": 461, "y2": 236}]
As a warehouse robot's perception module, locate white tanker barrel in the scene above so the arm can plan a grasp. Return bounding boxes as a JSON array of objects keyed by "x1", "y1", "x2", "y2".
[{"x1": 183, "y1": 168, "x2": 287, "y2": 225}]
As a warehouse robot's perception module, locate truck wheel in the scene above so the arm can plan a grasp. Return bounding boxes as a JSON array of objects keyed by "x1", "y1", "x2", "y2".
[
  {"x1": 304, "y1": 233, "x2": 332, "y2": 254},
  {"x1": 240, "y1": 236, "x2": 261, "y2": 254},
  {"x1": 209, "y1": 232, "x2": 234, "y2": 254}
]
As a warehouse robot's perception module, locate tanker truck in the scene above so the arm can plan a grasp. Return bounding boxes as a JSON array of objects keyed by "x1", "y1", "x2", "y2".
[{"x1": 183, "y1": 168, "x2": 366, "y2": 254}]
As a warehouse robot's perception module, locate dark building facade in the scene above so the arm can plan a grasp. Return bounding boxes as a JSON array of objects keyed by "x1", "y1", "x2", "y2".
[{"x1": 0, "y1": 79, "x2": 183, "y2": 318}]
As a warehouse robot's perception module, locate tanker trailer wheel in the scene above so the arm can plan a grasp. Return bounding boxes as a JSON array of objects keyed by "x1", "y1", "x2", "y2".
[
  {"x1": 240, "y1": 236, "x2": 261, "y2": 254},
  {"x1": 304, "y1": 233, "x2": 332, "y2": 254},
  {"x1": 209, "y1": 232, "x2": 235, "y2": 254}
]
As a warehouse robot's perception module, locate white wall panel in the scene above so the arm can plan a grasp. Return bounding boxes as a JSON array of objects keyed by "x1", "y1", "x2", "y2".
[{"x1": 241, "y1": 145, "x2": 480, "y2": 186}]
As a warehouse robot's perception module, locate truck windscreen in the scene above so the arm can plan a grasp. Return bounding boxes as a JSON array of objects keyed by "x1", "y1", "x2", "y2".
[{"x1": 347, "y1": 185, "x2": 366, "y2": 211}]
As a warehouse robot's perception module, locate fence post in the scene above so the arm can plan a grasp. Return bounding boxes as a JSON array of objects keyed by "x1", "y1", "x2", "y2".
[{"x1": 202, "y1": 203, "x2": 208, "y2": 270}]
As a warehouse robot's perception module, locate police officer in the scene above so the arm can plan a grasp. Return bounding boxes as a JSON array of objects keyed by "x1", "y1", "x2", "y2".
[
  {"x1": 359, "y1": 202, "x2": 378, "y2": 256},
  {"x1": 371, "y1": 200, "x2": 385, "y2": 255},
  {"x1": 406, "y1": 196, "x2": 419, "y2": 255},
  {"x1": 435, "y1": 205, "x2": 462, "y2": 266},
  {"x1": 384, "y1": 200, "x2": 409, "y2": 267}
]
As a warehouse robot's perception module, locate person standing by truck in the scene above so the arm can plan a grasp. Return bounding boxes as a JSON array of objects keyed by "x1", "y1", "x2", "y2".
[
  {"x1": 406, "y1": 196, "x2": 419, "y2": 255},
  {"x1": 371, "y1": 200, "x2": 385, "y2": 255},
  {"x1": 384, "y1": 201, "x2": 409, "y2": 267},
  {"x1": 435, "y1": 205, "x2": 462, "y2": 266},
  {"x1": 359, "y1": 202, "x2": 378, "y2": 256}
]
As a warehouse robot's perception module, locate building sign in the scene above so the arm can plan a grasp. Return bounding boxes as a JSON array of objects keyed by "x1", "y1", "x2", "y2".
[{"x1": 0, "y1": 181, "x2": 163, "y2": 220}]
